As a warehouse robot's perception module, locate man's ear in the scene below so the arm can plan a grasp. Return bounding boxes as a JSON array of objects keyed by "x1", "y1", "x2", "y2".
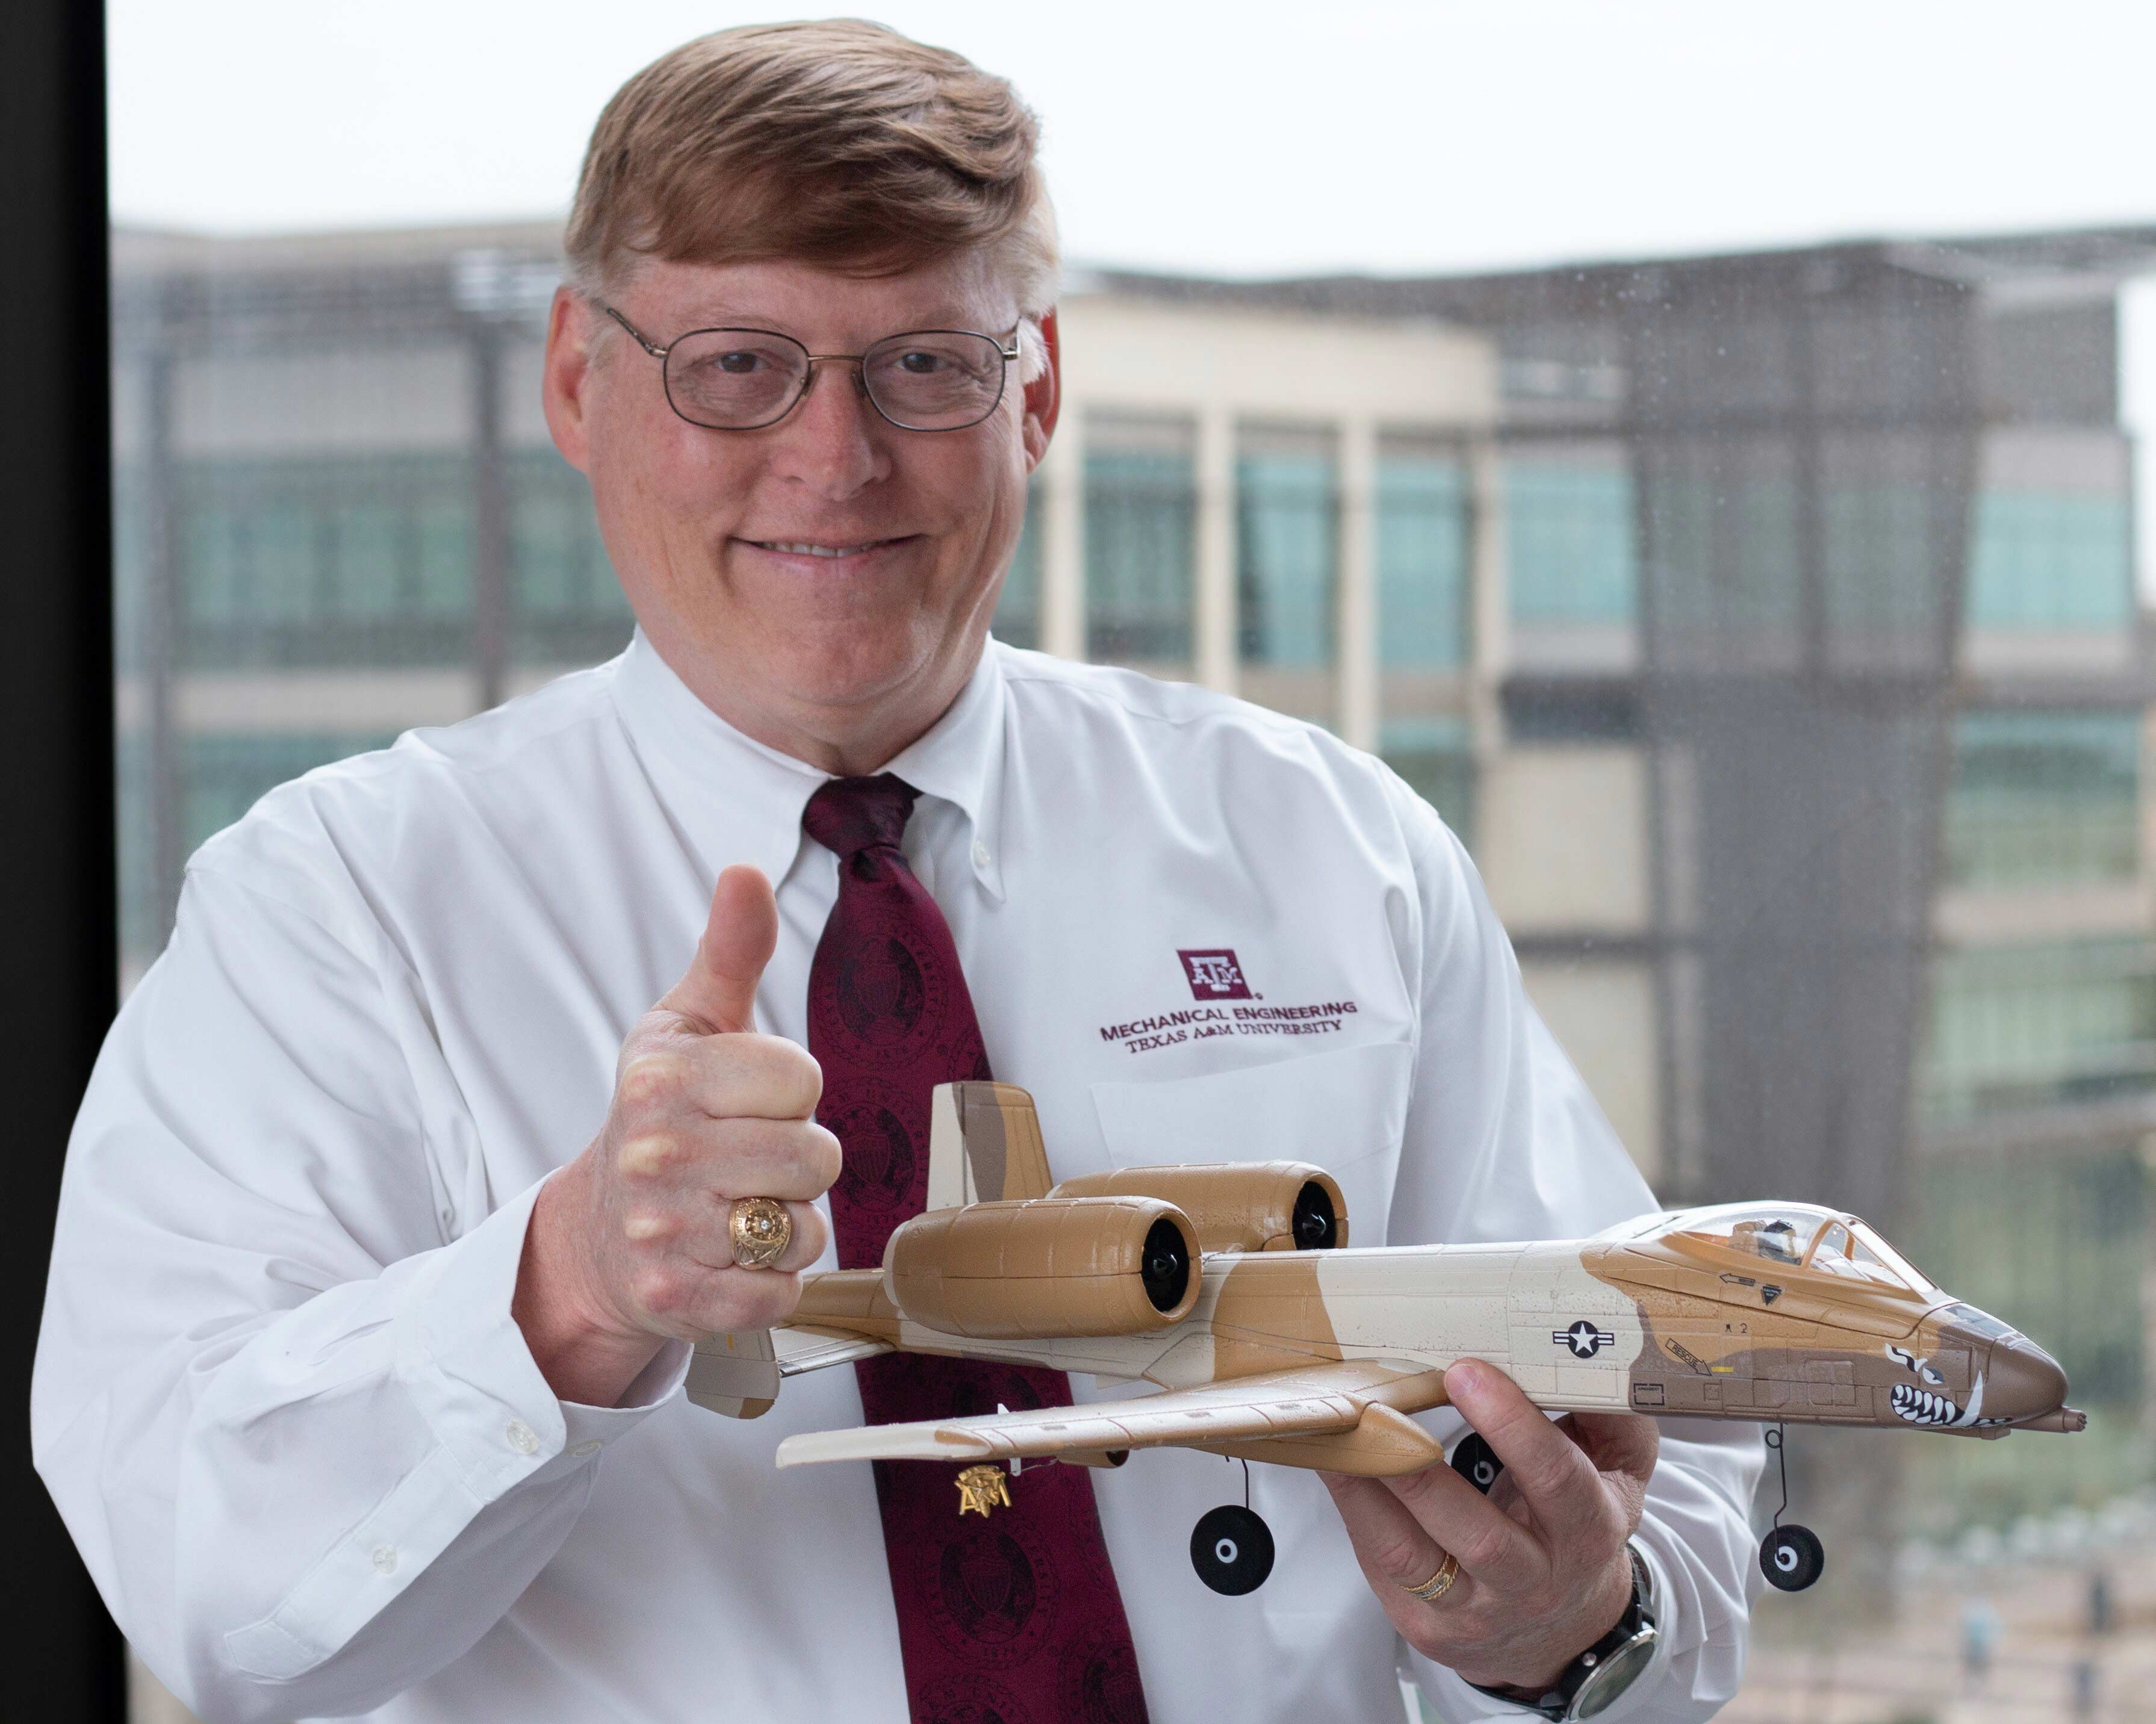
[
  {"x1": 1020, "y1": 307, "x2": 1061, "y2": 473},
  {"x1": 541, "y1": 287, "x2": 596, "y2": 474}
]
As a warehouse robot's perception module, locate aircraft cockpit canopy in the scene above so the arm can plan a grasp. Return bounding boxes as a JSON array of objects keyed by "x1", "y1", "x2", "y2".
[{"x1": 1637, "y1": 1203, "x2": 1939, "y2": 1296}]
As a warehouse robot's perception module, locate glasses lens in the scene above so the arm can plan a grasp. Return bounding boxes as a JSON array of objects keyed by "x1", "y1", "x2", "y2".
[
  {"x1": 664, "y1": 330, "x2": 809, "y2": 427},
  {"x1": 863, "y1": 332, "x2": 1007, "y2": 429}
]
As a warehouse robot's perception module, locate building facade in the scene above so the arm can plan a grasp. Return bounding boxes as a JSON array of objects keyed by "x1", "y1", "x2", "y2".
[{"x1": 111, "y1": 223, "x2": 2156, "y2": 1549}]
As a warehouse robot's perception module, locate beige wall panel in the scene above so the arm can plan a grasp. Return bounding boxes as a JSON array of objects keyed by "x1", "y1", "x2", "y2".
[
  {"x1": 1934, "y1": 881, "x2": 2147, "y2": 945},
  {"x1": 176, "y1": 346, "x2": 473, "y2": 456},
  {"x1": 169, "y1": 669, "x2": 482, "y2": 733},
  {"x1": 1057, "y1": 295, "x2": 1497, "y2": 427},
  {"x1": 1478, "y1": 747, "x2": 1650, "y2": 932},
  {"x1": 1520, "y1": 962, "x2": 1663, "y2": 1185}
]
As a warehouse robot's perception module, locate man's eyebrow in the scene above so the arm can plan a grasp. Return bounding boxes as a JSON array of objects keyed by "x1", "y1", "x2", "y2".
[{"x1": 659, "y1": 308, "x2": 1001, "y2": 335}]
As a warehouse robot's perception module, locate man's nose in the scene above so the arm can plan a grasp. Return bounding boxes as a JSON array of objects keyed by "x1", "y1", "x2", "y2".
[{"x1": 766, "y1": 361, "x2": 888, "y2": 498}]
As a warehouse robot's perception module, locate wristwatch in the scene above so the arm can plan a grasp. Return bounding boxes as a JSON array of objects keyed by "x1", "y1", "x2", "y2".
[{"x1": 1466, "y1": 1543, "x2": 1658, "y2": 1720}]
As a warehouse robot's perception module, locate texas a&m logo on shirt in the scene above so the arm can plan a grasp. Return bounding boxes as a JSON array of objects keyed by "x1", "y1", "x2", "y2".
[{"x1": 1178, "y1": 949, "x2": 1252, "y2": 1000}]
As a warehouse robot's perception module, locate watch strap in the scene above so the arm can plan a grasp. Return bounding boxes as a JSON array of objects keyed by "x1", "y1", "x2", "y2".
[{"x1": 1463, "y1": 1543, "x2": 1655, "y2": 1720}]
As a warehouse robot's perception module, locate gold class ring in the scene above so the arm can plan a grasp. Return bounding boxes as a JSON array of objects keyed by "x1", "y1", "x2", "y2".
[
  {"x1": 729, "y1": 1196, "x2": 793, "y2": 1269},
  {"x1": 1404, "y1": 1551, "x2": 1461, "y2": 1602}
]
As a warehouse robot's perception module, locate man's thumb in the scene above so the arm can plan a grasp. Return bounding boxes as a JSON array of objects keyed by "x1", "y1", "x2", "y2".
[{"x1": 659, "y1": 864, "x2": 777, "y2": 1034}]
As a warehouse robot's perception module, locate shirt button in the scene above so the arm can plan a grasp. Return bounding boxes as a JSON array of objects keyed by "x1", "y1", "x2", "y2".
[
  {"x1": 371, "y1": 1545, "x2": 399, "y2": 1575},
  {"x1": 570, "y1": 1439, "x2": 603, "y2": 1458},
  {"x1": 971, "y1": 840, "x2": 992, "y2": 869},
  {"x1": 506, "y1": 1420, "x2": 539, "y2": 1455}
]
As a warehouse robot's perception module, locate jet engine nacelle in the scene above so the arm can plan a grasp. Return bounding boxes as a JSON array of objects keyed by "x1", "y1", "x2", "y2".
[
  {"x1": 883, "y1": 1196, "x2": 1201, "y2": 1340},
  {"x1": 1051, "y1": 1162, "x2": 1347, "y2": 1253}
]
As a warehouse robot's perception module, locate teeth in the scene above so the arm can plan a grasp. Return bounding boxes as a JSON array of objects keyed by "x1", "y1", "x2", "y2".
[
  {"x1": 1890, "y1": 1383, "x2": 1960, "y2": 1426},
  {"x1": 756, "y1": 541, "x2": 886, "y2": 557}
]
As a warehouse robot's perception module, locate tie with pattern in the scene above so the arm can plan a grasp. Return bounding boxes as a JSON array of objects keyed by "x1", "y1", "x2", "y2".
[{"x1": 803, "y1": 773, "x2": 1151, "y2": 1724}]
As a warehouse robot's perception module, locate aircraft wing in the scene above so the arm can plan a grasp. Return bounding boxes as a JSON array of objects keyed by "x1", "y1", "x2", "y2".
[
  {"x1": 774, "y1": 1358, "x2": 1449, "y2": 1476},
  {"x1": 774, "y1": 1323, "x2": 894, "y2": 1375}
]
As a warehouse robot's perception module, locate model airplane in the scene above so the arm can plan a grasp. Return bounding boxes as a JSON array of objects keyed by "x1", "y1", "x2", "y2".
[{"x1": 688, "y1": 1081, "x2": 2084, "y2": 1596}]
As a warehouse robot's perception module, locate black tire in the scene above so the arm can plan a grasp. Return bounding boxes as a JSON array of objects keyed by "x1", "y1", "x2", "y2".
[
  {"x1": 1451, "y1": 1433, "x2": 1503, "y2": 1495},
  {"x1": 1759, "y1": 1524, "x2": 1825, "y2": 1592},
  {"x1": 1190, "y1": 1504, "x2": 1275, "y2": 1596}
]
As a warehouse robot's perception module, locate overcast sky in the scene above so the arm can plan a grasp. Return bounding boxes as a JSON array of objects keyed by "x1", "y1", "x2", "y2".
[
  {"x1": 109, "y1": 0, "x2": 2156, "y2": 275},
  {"x1": 108, "y1": 0, "x2": 2156, "y2": 586}
]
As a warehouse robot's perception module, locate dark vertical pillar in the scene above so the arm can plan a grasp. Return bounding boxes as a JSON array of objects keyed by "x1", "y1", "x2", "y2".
[
  {"x1": 472, "y1": 322, "x2": 511, "y2": 710},
  {"x1": 144, "y1": 340, "x2": 185, "y2": 941},
  {"x1": 0, "y1": 0, "x2": 129, "y2": 1717}
]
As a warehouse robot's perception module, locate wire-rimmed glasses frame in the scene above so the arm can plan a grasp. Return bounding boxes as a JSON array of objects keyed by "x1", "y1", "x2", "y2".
[{"x1": 600, "y1": 305, "x2": 1024, "y2": 433}]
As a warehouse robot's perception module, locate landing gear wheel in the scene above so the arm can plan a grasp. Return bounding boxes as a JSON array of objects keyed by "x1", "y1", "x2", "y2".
[
  {"x1": 1759, "y1": 1524, "x2": 1825, "y2": 1592},
  {"x1": 1190, "y1": 1504, "x2": 1275, "y2": 1596},
  {"x1": 1450, "y1": 1433, "x2": 1503, "y2": 1495}
]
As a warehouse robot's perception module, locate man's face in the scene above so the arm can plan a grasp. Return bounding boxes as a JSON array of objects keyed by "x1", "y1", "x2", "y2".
[{"x1": 544, "y1": 250, "x2": 1058, "y2": 763}]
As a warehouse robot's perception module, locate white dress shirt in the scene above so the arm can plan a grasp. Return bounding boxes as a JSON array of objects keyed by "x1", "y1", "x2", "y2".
[{"x1": 34, "y1": 632, "x2": 1760, "y2": 1724}]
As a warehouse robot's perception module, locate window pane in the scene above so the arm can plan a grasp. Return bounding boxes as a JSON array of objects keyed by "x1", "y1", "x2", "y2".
[
  {"x1": 1921, "y1": 937, "x2": 2156, "y2": 1120},
  {"x1": 510, "y1": 448, "x2": 629, "y2": 668},
  {"x1": 1086, "y1": 447, "x2": 1194, "y2": 662},
  {"x1": 1237, "y1": 450, "x2": 1335, "y2": 667},
  {"x1": 1967, "y1": 489, "x2": 2132, "y2": 630},
  {"x1": 1505, "y1": 454, "x2": 1635, "y2": 625},
  {"x1": 1378, "y1": 453, "x2": 1468, "y2": 670},
  {"x1": 994, "y1": 475, "x2": 1044, "y2": 650},
  {"x1": 1945, "y1": 711, "x2": 2139, "y2": 887}
]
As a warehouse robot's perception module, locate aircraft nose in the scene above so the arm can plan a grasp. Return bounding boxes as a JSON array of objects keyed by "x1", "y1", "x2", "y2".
[{"x1": 1983, "y1": 1335, "x2": 2069, "y2": 1422}]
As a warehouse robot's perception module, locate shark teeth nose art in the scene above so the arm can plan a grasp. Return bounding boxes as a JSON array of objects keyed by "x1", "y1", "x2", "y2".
[{"x1": 1890, "y1": 1383, "x2": 1961, "y2": 1425}]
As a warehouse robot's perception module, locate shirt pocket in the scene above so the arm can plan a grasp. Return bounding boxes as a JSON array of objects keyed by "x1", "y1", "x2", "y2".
[{"x1": 1088, "y1": 1040, "x2": 1415, "y2": 1248}]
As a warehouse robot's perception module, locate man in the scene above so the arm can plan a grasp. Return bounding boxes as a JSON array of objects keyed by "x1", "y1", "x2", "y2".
[{"x1": 35, "y1": 20, "x2": 1758, "y2": 1723}]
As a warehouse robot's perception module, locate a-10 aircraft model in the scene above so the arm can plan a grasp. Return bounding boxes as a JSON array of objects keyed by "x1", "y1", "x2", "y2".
[{"x1": 689, "y1": 1081, "x2": 2084, "y2": 1596}]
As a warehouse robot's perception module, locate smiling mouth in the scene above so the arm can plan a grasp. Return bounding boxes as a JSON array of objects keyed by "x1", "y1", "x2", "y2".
[{"x1": 744, "y1": 537, "x2": 907, "y2": 559}]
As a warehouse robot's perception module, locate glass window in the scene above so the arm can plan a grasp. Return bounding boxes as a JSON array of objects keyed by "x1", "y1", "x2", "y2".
[
  {"x1": 1380, "y1": 715, "x2": 1474, "y2": 848},
  {"x1": 1661, "y1": 1202, "x2": 1839, "y2": 1262},
  {"x1": 1966, "y1": 489, "x2": 2132, "y2": 631},
  {"x1": 1377, "y1": 452, "x2": 1468, "y2": 669},
  {"x1": 1921, "y1": 937, "x2": 2156, "y2": 1120},
  {"x1": 509, "y1": 448, "x2": 629, "y2": 669},
  {"x1": 1944, "y1": 710, "x2": 2139, "y2": 888},
  {"x1": 993, "y1": 476, "x2": 1044, "y2": 651},
  {"x1": 1909, "y1": 1147, "x2": 2143, "y2": 1408},
  {"x1": 1086, "y1": 443, "x2": 1194, "y2": 662},
  {"x1": 1237, "y1": 448, "x2": 1336, "y2": 667},
  {"x1": 1504, "y1": 453, "x2": 1636, "y2": 625},
  {"x1": 176, "y1": 454, "x2": 476, "y2": 668},
  {"x1": 1806, "y1": 1219, "x2": 1932, "y2": 1292}
]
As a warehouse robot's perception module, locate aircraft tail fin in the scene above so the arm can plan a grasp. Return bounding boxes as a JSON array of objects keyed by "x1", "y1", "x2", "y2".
[
  {"x1": 925, "y1": 1081, "x2": 1053, "y2": 1209},
  {"x1": 686, "y1": 1329, "x2": 780, "y2": 1419}
]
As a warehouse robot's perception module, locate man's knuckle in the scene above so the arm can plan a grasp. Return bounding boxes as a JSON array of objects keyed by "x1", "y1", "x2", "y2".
[
  {"x1": 735, "y1": 1270, "x2": 802, "y2": 1329},
  {"x1": 618, "y1": 1131, "x2": 679, "y2": 1180},
  {"x1": 1457, "y1": 1522, "x2": 1512, "y2": 1574},
  {"x1": 618, "y1": 1054, "x2": 681, "y2": 1111}
]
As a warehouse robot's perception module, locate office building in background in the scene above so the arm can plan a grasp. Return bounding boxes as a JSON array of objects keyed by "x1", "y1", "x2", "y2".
[{"x1": 111, "y1": 225, "x2": 2156, "y2": 1565}]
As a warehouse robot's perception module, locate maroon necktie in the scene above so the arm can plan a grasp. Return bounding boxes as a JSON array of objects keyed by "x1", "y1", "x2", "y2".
[{"x1": 804, "y1": 774, "x2": 1150, "y2": 1724}]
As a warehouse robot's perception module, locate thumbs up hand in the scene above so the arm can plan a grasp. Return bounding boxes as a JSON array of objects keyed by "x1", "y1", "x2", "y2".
[{"x1": 515, "y1": 866, "x2": 839, "y2": 1406}]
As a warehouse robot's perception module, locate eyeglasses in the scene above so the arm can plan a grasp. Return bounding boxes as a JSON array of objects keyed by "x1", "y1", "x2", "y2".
[{"x1": 601, "y1": 306, "x2": 1023, "y2": 433}]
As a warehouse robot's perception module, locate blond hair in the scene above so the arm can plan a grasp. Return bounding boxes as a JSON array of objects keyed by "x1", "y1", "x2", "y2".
[{"x1": 566, "y1": 20, "x2": 1058, "y2": 333}]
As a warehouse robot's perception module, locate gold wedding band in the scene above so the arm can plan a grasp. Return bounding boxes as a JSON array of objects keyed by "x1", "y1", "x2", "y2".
[
  {"x1": 1404, "y1": 1551, "x2": 1461, "y2": 1602},
  {"x1": 729, "y1": 1196, "x2": 793, "y2": 1269}
]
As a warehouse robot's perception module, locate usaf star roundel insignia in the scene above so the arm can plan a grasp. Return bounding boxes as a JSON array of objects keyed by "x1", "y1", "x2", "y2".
[{"x1": 1554, "y1": 1319, "x2": 1615, "y2": 1359}]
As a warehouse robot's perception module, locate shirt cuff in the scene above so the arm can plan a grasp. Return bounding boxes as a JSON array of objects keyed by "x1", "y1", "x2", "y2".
[{"x1": 396, "y1": 1173, "x2": 686, "y2": 1496}]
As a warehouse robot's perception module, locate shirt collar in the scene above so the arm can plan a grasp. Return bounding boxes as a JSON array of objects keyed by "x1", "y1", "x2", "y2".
[{"x1": 606, "y1": 630, "x2": 1007, "y2": 902}]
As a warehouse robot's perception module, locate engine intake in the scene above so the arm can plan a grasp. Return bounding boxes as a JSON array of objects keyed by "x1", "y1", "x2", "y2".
[
  {"x1": 884, "y1": 1197, "x2": 1201, "y2": 1339},
  {"x1": 1050, "y1": 1162, "x2": 1347, "y2": 1253}
]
